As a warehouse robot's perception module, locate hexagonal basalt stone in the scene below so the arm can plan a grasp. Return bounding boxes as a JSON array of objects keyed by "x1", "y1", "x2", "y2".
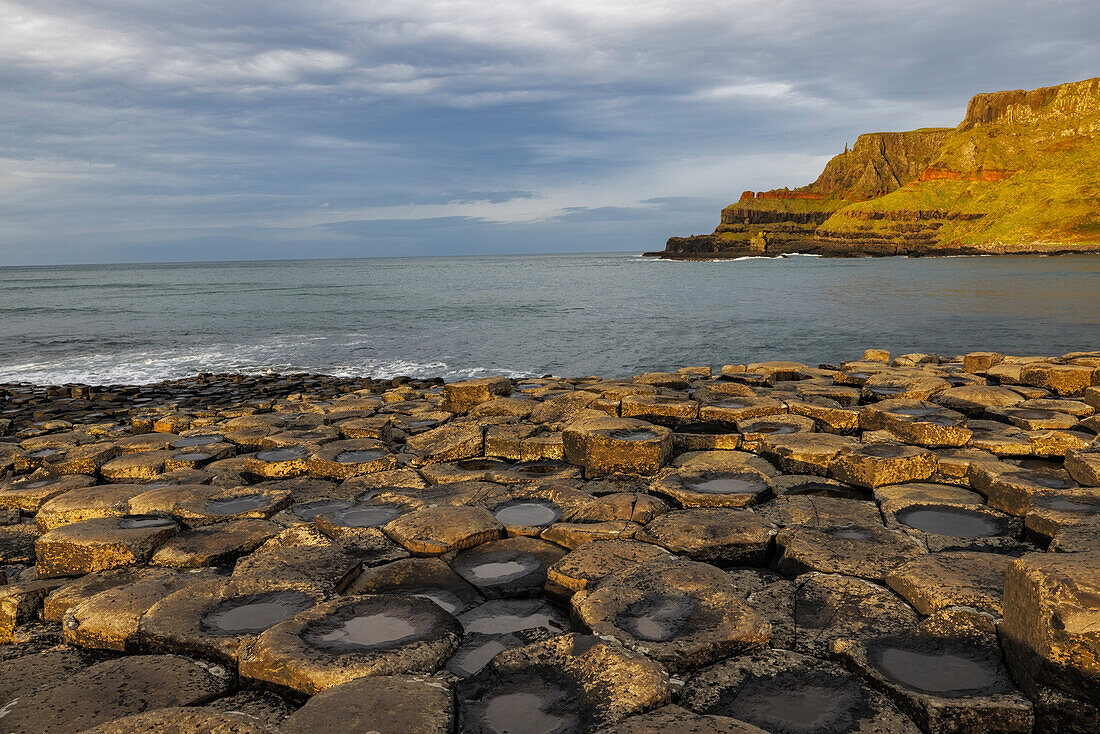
[
  {"x1": 405, "y1": 422, "x2": 485, "y2": 465},
  {"x1": 441, "y1": 376, "x2": 512, "y2": 414},
  {"x1": 635, "y1": 508, "x2": 775, "y2": 566},
  {"x1": 981, "y1": 468, "x2": 1080, "y2": 516},
  {"x1": 620, "y1": 394, "x2": 700, "y2": 422},
  {"x1": 793, "y1": 573, "x2": 920, "y2": 656},
  {"x1": 139, "y1": 577, "x2": 325, "y2": 663},
  {"x1": 1024, "y1": 488, "x2": 1100, "y2": 540},
  {"x1": 384, "y1": 505, "x2": 504, "y2": 555},
  {"x1": 770, "y1": 473, "x2": 870, "y2": 500},
  {"x1": 681, "y1": 648, "x2": 920, "y2": 734},
  {"x1": 572, "y1": 558, "x2": 769, "y2": 672},
  {"x1": 563, "y1": 416, "x2": 672, "y2": 477},
  {"x1": 1020, "y1": 363, "x2": 1093, "y2": 397},
  {"x1": 774, "y1": 523, "x2": 924, "y2": 582},
  {"x1": 760, "y1": 495, "x2": 884, "y2": 529},
  {"x1": 0, "y1": 654, "x2": 232, "y2": 734},
  {"x1": 230, "y1": 545, "x2": 362, "y2": 594},
  {"x1": 151, "y1": 519, "x2": 279, "y2": 567},
  {"x1": 280, "y1": 674, "x2": 454, "y2": 734},
  {"x1": 243, "y1": 444, "x2": 313, "y2": 478},
  {"x1": 699, "y1": 396, "x2": 787, "y2": 423},
  {"x1": 0, "y1": 474, "x2": 96, "y2": 512},
  {"x1": 126, "y1": 482, "x2": 221, "y2": 516},
  {"x1": 239, "y1": 594, "x2": 461, "y2": 694},
  {"x1": 565, "y1": 492, "x2": 667, "y2": 525},
  {"x1": 0, "y1": 579, "x2": 64, "y2": 642},
  {"x1": 886, "y1": 551, "x2": 1011, "y2": 616},
  {"x1": 174, "y1": 486, "x2": 292, "y2": 525},
  {"x1": 1065, "y1": 446, "x2": 1100, "y2": 486},
  {"x1": 35, "y1": 483, "x2": 149, "y2": 533},
  {"x1": 1002, "y1": 551, "x2": 1100, "y2": 703},
  {"x1": 546, "y1": 539, "x2": 670, "y2": 598},
  {"x1": 420, "y1": 457, "x2": 515, "y2": 485},
  {"x1": 833, "y1": 634, "x2": 1034, "y2": 733},
  {"x1": 35, "y1": 515, "x2": 179, "y2": 578},
  {"x1": 457, "y1": 634, "x2": 671, "y2": 734},
  {"x1": 62, "y1": 568, "x2": 215, "y2": 651},
  {"x1": 759, "y1": 433, "x2": 859, "y2": 476},
  {"x1": 652, "y1": 469, "x2": 773, "y2": 508},
  {"x1": 594, "y1": 705, "x2": 768, "y2": 734},
  {"x1": 447, "y1": 597, "x2": 572, "y2": 678},
  {"x1": 860, "y1": 399, "x2": 972, "y2": 447},
  {"x1": 736, "y1": 414, "x2": 816, "y2": 451},
  {"x1": 100, "y1": 449, "x2": 178, "y2": 481},
  {"x1": 889, "y1": 503, "x2": 1021, "y2": 553},
  {"x1": 348, "y1": 557, "x2": 483, "y2": 614},
  {"x1": 828, "y1": 442, "x2": 937, "y2": 488},
  {"x1": 450, "y1": 536, "x2": 567, "y2": 597},
  {"x1": 306, "y1": 439, "x2": 398, "y2": 479},
  {"x1": 874, "y1": 482, "x2": 985, "y2": 514},
  {"x1": 38, "y1": 441, "x2": 121, "y2": 475},
  {"x1": 78, "y1": 708, "x2": 274, "y2": 734}
]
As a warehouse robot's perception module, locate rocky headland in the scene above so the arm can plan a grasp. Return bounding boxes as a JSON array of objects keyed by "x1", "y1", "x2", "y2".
[
  {"x1": 0, "y1": 350, "x2": 1098, "y2": 732},
  {"x1": 654, "y1": 77, "x2": 1100, "y2": 258}
]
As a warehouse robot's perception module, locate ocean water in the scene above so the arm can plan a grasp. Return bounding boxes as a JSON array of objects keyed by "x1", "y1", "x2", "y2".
[{"x1": 1, "y1": 252, "x2": 1097, "y2": 385}]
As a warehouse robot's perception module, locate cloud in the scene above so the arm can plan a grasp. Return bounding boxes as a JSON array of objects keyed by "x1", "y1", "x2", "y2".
[{"x1": 0, "y1": 0, "x2": 1098, "y2": 263}]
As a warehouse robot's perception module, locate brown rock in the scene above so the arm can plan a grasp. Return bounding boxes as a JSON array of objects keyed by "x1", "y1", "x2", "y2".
[
  {"x1": 828, "y1": 442, "x2": 937, "y2": 488},
  {"x1": 886, "y1": 551, "x2": 1011, "y2": 615},
  {"x1": 546, "y1": 540, "x2": 670, "y2": 597},
  {"x1": 36, "y1": 515, "x2": 179, "y2": 578},
  {"x1": 563, "y1": 415, "x2": 672, "y2": 477},
  {"x1": 0, "y1": 654, "x2": 231, "y2": 734},
  {"x1": 572, "y1": 558, "x2": 769, "y2": 672},
  {"x1": 635, "y1": 508, "x2": 775, "y2": 566},
  {"x1": 383, "y1": 505, "x2": 503, "y2": 555},
  {"x1": 151, "y1": 519, "x2": 279, "y2": 568},
  {"x1": 239, "y1": 594, "x2": 461, "y2": 694}
]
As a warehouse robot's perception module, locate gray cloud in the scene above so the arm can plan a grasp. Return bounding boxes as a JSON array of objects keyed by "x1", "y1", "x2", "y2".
[{"x1": 0, "y1": 0, "x2": 1097, "y2": 264}]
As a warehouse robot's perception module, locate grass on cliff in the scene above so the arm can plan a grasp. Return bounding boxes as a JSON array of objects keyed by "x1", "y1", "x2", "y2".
[{"x1": 819, "y1": 113, "x2": 1100, "y2": 246}]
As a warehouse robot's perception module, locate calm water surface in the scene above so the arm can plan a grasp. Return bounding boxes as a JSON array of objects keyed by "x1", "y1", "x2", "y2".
[{"x1": 1, "y1": 252, "x2": 1096, "y2": 384}]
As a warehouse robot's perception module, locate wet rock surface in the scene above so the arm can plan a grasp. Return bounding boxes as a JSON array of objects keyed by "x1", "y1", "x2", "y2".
[{"x1": 0, "y1": 352, "x2": 1095, "y2": 730}]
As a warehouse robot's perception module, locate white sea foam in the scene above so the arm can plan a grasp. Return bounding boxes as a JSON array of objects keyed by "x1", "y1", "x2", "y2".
[{"x1": 0, "y1": 341, "x2": 533, "y2": 386}]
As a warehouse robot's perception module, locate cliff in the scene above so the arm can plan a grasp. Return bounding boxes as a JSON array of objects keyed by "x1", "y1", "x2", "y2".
[{"x1": 657, "y1": 77, "x2": 1100, "y2": 257}]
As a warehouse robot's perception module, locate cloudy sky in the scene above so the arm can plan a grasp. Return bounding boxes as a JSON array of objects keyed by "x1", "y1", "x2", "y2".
[{"x1": 1, "y1": 0, "x2": 1097, "y2": 265}]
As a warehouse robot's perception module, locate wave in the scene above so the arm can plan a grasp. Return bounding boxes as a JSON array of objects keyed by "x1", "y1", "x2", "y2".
[{"x1": 0, "y1": 341, "x2": 534, "y2": 386}]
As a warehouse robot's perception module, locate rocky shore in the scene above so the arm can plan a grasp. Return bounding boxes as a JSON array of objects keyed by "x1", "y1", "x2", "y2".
[{"x1": 0, "y1": 350, "x2": 1098, "y2": 733}]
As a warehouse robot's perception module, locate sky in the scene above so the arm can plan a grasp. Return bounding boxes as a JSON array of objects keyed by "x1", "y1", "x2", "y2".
[{"x1": 1, "y1": 1, "x2": 1098, "y2": 265}]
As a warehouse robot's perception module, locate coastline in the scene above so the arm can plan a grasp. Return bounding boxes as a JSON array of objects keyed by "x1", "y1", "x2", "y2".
[
  {"x1": 644, "y1": 240, "x2": 1100, "y2": 260},
  {"x1": 1, "y1": 348, "x2": 1097, "y2": 731}
]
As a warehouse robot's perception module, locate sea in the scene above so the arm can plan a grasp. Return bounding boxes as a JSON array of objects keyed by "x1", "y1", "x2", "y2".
[{"x1": 1, "y1": 252, "x2": 1097, "y2": 386}]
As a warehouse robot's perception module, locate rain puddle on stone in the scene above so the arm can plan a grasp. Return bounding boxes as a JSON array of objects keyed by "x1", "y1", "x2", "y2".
[
  {"x1": 608, "y1": 429, "x2": 658, "y2": 442},
  {"x1": 201, "y1": 591, "x2": 314, "y2": 635},
  {"x1": 205, "y1": 494, "x2": 272, "y2": 515},
  {"x1": 171, "y1": 435, "x2": 223, "y2": 448},
  {"x1": 118, "y1": 516, "x2": 176, "y2": 529},
  {"x1": 456, "y1": 458, "x2": 511, "y2": 471},
  {"x1": 292, "y1": 499, "x2": 353, "y2": 521},
  {"x1": 449, "y1": 637, "x2": 510, "y2": 677},
  {"x1": 494, "y1": 501, "x2": 561, "y2": 527},
  {"x1": 172, "y1": 452, "x2": 212, "y2": 462},
  {"x1": 480, "y1": 691, "x2": 576, "y2": 734},
  {"x1": 326, "y1": 503, "x2": 406, "y2": 527},
  {"x1": 744, "y1": 422, "x2": 800, "y2": 435},
  {"x1": 826, "y1": 526, "x2": 875, "y2": 541},
  {"x1": 675, "y1": 421, "x2": 738, "y2": 435},
  {"x1": 897, "y1": 506, "x2": 1002, "y2": 537},
  {"x1": 335, "y1": 449, "x2": 386, "y2": 464},
  {"x1": 789, "y1": 483, "x2": 865, "y2": 500},
  {"x1": 616, "y1": 595, "x2": 694, "y2": 642},
  {"x1": 307, "y1": 612, "x2": 421, "y2": 651},
  {"x1": 459, "y1": 600, "x2": 568, "y2": 635},
  {"x1": 462, "y1": 557, "x2": 540, "y2": 585},
  {"x1": 255, "y1": 447, "x2": 308, "y2": 462},
  {"x1": 408, "y1": 588, "x2": 466, "y2": 614},
  {"x1": 25, "y1": 448, "x2": 61, "y2": 458},
  {"x1": 872, "y1": 646, "x2": 994, "y2": 696},
  {"x1": 687, "y1": 474, "x2": 768, "y2": 495},
  {"x1": 868, "y1": 386, "x2": 906, "y2": 396},
  {"x1": 1034, "y1": 496, "x2": 1100, "y2": 513},
  {"x1": 713, "y1": 400, "x2": 749, "y2": 409},
  {"x1": 727, "y1": 675, "x2": 861, "y2": 733},
  {"x1": 1025, "y1": 474, "x2": 1075, "y2": 489},
  {"x1": 512, "y1": 463, "x2": 563, "y2": 476}
]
